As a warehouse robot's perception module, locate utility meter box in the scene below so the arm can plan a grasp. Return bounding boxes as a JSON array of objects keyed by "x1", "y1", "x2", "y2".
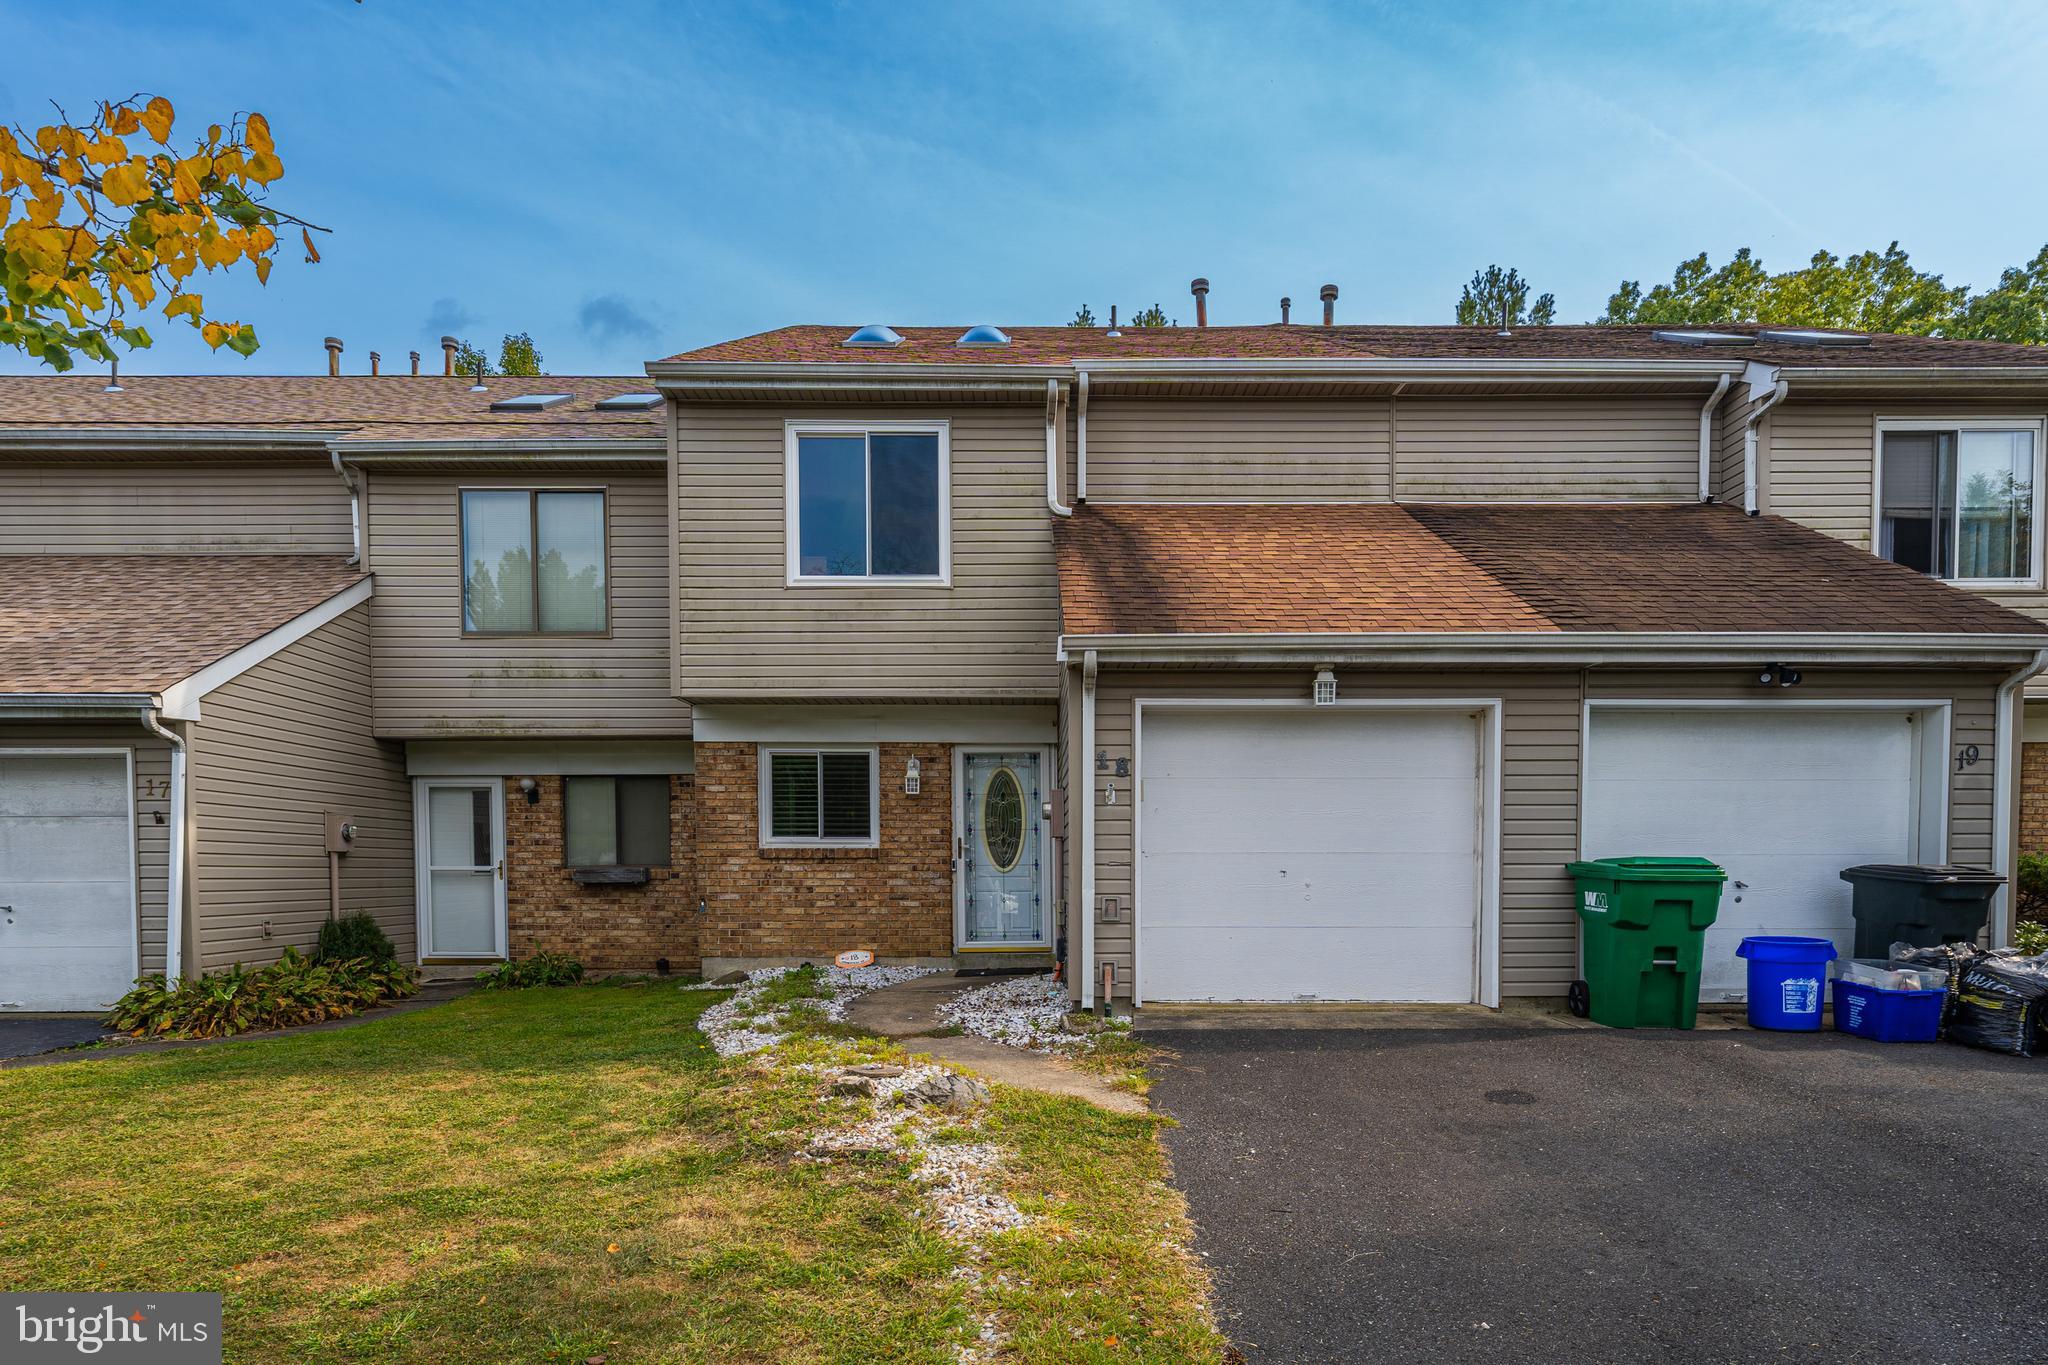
[{"x1": 325, "y1": 811, "x2": 358, "y2": 854}]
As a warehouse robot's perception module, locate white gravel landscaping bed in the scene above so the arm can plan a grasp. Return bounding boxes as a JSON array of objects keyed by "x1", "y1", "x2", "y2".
[
  {"x1": 938, "y1": 972, "x2": 1087, "y2": 1052},
  {"x1": 696, "y1": 963, "x2": 938, "y2": 1057}
]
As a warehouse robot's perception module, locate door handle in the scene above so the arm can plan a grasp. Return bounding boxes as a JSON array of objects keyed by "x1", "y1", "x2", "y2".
[{"x1": 495, "y1": 860, "x2": 504, "y2": 881}]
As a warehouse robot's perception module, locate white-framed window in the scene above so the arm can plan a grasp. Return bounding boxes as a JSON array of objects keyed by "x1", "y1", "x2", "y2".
[
  {"x1": 460, "y1": 488, "x2": 609, "y2": 633},
  {"x1": 784, "y1": 421, "x2": 950, "y2": 585},
  {"x1": 1876, "y1": 418, "x2": 2044, "y2": 586},
  {"x1": 759, "y1": 746, "x2": 880, "y2": 847}
]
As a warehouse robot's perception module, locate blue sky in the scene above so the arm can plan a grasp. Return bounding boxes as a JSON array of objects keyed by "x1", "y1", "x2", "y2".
[{"x1": 6, "y1": 0, "x2": 2044, "y2": 374}]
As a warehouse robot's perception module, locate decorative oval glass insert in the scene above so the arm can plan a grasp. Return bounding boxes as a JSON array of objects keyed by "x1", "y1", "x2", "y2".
[{"x1": 982, "y1": 767, "x2": 1025, "y2": 872}]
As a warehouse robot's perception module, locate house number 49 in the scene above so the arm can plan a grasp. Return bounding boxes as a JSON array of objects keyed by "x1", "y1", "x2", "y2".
[{"x1": 1954, "y1": 744, "x2": 1981, "y2": 772}]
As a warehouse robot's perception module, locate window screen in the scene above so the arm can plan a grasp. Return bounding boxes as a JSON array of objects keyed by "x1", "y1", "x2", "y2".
[
  {"x1": 462, "y1": 490, "x2": 608, "y2": 632},
  {"x1": 563, "y1": 776, "x2": 670, "y2": 866},
  {"x1": 765, "y1": 751, "x2": 875, "y2": 842}
]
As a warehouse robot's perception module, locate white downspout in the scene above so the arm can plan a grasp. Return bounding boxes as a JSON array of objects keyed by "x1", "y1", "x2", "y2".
[
  {"x1": 1075, "y1": 371, "x2": 1089, "y2": 503},
  {"x1": 1046, "y1": 378, "x2": 1072, "y2": 517},
  {"x1": 1697, "y1": 373, "x2": 1732, "y2": 502},
  {"x1": 140, "y1": 707, "x2": 188, "y2": 983},
  {"x1": 331, "y1": 449, "x2": 361, "y2": 565},
  {"x1": 1078, "y1": 650, "x2": 1098, "y2": 1007},
  {"x1": 1993, "y1": 648, "x2": 2048, "y2": 945},
  {"x1": 1742, "y1": 376, "x2": 1789, "y2": 516}
]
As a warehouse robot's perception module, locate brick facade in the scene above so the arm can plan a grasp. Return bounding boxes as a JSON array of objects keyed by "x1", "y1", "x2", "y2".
[
  {"x1": 694, "y1": 741, "x2": 955, "y2": 964},
  {"x1": 2022, "y1": 742, "x2": 2048, "y2": 858},
  {"x1": 505, "y1": 774, "x2": 700, "y2": 974}
]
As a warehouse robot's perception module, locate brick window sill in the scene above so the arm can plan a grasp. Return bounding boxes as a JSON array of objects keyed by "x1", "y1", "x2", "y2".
[{"x1": 757, "y1": 846, "x2": 882, "y2": 861}]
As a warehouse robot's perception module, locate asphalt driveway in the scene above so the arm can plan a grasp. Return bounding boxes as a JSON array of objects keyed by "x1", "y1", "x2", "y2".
[
  {"x1": 0, "y1": 1016, "x2": 108, "y2": 1059},
  {"x1": 1145, "y1": 1022, "x2": 2048, "y2": 1364}
]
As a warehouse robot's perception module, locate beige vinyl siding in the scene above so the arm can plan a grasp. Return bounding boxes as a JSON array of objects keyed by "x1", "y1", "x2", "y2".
[
  {"x1": 0, "y1": 460, "x2": 351, "y2": 554},
  {"x1": 186, "y1": 603, "x2": 413, "y2": 970},
  {"x1": 674, "y1": 405, "x2": 1059, "y2": 700},
  {"x1": 1083, "y1": 666, "x2": 2002, "y2": 1001},
  {"x1": 1394, "y1": 396, "x2": 1701, "y2": 501},
  {"x1": 365, "y1": 470, "x2": 691, "y2": 736},
  {"x1": 0, "y1": 722, "x2": 171, "y2": 978},
  {"x1": 1082, "y1": 399, "x2": 1391, "y2": 501}
]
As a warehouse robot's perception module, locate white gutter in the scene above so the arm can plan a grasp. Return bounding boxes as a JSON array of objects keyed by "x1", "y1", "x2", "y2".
[
  {"x1": 332, "y1": 439, "x2": 665, "y2": 457},
  {"x1": 0, "y1": 427, "x2": 342, "y2": 451},
  {"x1": 1993, "y1": 649, "x2": 2048, "y2": 944},
  {"x1": 1075, "y1": 371, "x2": 1089, "y2": 502},
  {"x1": 330, "y1": 450, "x2": 361, "y2": 565},
  {"x1": 1740, "y1": 364, "x2": 1790, "y2": 516},
  {"x1": 140, "y1": 707, "x2": 188, "y2": 984},
  {"x1": 1697, "y1": 373, "x2": 1732, "y2": 502},
  {"x1": 1078, "y1": 650, "x2": 1098, "y2": 1007},
  {"x1": 1046, "y1": 379, "x2": 1072, "y2": 517}
]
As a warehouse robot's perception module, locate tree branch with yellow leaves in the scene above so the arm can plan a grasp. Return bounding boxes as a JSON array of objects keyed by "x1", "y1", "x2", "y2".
[{"x1": 0, "y1": 94, "x2": 326, "y2": 370}]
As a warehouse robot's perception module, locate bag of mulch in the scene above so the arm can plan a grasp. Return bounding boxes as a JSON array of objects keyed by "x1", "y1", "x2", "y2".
[{"x1": 1941, "y1": 954, "x2": 2048, "y2": 1058}]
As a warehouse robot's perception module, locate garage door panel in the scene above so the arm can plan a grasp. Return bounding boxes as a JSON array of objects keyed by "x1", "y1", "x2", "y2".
[
  {"x1": 1139, "y1": 708, "x2": 1483, "y2": 1004},
  {"x1": 0, "y1": 753, "x2": 136, "y2": 1011},
  {"x1": 0, "y1": 754, "x2": 129, "y2": 816},
  {"x1": 1584, "y1": 708, "x2": 1921, "y2": 1003},
  {"x1": 0, "y1": 816, "x2": 132, "y2": 880},
  {"x1": 1145, "y1": 925, "x2": 1476, "y2": 1003}
]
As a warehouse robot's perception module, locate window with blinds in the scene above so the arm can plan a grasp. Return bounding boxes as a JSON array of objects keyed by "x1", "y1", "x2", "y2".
[
  {"x1": 762, "y1": 749, "x2": 878, "y2": 845},
  {"x1": 1880, "y1": 427, "x2": 2035, "y2": 581}
]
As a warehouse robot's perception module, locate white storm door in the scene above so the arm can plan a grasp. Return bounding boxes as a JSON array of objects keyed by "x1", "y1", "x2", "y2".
[
  {"x1": 1582, "y1": 707, "x2": 1923, "y2": 1001},
  {"x1": 417, "y1": 779, "x2": 506, "y2": 958},
  {"x1": 1138, "y1": 708, "x2": 1483, "y2": 1004},
  {"x1": 957, "y1": 749, "x2": 1051, "y2": 948},
  {"x1": 0, "y1": 750, "x2": 137, "y2": 1012}
]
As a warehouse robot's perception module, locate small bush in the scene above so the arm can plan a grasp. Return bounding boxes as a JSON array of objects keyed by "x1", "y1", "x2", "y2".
[
  {"x1": 105, "y1": 948, "x2": 419, "y2": 1040},
  {"x1": 315, "y1": 911, "x2": 396, "y2": 964},
  {"x1": 474, "y1": 952, "x2": 585, "y2": 990},
  {"x1": 2017, "y1": 920, "x2": 2048, "y2": 956}
]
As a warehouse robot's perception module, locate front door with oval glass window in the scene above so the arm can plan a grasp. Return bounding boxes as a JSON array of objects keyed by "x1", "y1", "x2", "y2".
[{"x1": 958, "y1": 750, "x2": 1048, "y2": 949}]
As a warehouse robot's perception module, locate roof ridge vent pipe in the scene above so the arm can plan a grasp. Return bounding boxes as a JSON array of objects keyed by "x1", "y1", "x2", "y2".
[
  {"x1": 1741, "y1": 366, "x2": 1790, "y2": 515},
  {"x1": 1495, "y1": 301, "x2": 1512, "y2": 339},
  {"x1": 470, "y1": 359, "x2": 488, "y2": 394},
  {"x1": 409, "y1": 350, "x2": 421, "y2": 376},
  {"x1": 140, "y1": 708, "x2": 188, "y2": 985},
  {"x1": 441, "y1": 335, "x2": 459, "y2": 376},
  {"x1": 1696, "y1": 372, "x2": 1733, "y2": 502},
  {"x1": 1191, "y1": 277, "x2": 1209, "y2": 327},
  {"x1": 324, "y1": 336, "x2": 343, "y2": 377},
  {"x1": 103, "y1": 355, "x2": 123, "y2": 394},
  {"x1": 369, "y1": 350, "x2": 381, "y2": 377},
  {"x1": 1280, "y1": 296, "x2": 1291, "y2": 325},
  {"x1": 1320, "y1": 283, "x2": 1339, "y2": 325},
  {"x1": 1046, "y1": 379, "x2": 1072, "y2": 517}
]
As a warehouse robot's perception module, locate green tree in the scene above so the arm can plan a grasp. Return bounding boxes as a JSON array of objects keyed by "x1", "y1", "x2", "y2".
[
  {"x1": 450, "y1": 338, "x2": 492, "y2": 377},
  {"x1": 1598, "y1": 248, "x2": 1771, "y2": 325},
  {"x1": 1126, "y1": 303, "x2": 1172, "y2": 328},
  {"x1": 1068, "y1": 303, "x2": 1097, "y2": 328},
  {"x1": 498, "y1": 330, "x2": 542, "y2": 376},
  {"x1": 1455, "y1": 265, "x2": 1555, "y2": 327},
  {"x1": 1597, "y1": 243, "x2": 1965, "y2": 335},
  {"x1": 1954, "y1": 245, "x2": 2048, "y2": 344}
]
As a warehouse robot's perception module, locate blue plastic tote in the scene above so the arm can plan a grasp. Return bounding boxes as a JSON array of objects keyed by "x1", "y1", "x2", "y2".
[{"x1": 1735, "y1": 936, "x2": 1838, "y2": 1031}]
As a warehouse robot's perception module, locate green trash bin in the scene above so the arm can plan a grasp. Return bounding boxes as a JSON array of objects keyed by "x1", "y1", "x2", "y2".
[{"x1": 1566, "y1": 856, "x2": 1728, "y2": 1029}]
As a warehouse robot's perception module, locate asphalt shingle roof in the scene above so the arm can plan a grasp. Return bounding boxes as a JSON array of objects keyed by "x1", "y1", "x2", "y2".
[
  {"x1": 0, "y1": 556, "x2": 366, "y2": 694},
  {"x1": 1054, "y1": 502, "x2": 2048, "y2": 637}
]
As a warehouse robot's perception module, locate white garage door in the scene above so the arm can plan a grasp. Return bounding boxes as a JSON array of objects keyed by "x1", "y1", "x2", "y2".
[
  {"x1": 1583, "y1": 708, "x2": 1923, "y2": 1002},
  {"x1": 0, "y1": 752, "x2": 137, "y2": 1012},
  {"x1": 1138, "y1": 707, "x2": 1483, "y2": 1003}
]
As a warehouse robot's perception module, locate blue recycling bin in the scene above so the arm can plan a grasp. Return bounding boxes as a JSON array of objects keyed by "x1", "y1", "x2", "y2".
[{"x1": 1735, "y1": 936, "x2": 1838, "y2": 1031}]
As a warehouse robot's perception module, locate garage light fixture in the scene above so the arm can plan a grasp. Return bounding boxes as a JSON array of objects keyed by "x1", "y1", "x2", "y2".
[
  {"x1": 1313, "y1": 667, "x2": 1338, "y2": 705},
  {"x1": 1757, "y1": 663, "x2": 1803, "y2": 688}
]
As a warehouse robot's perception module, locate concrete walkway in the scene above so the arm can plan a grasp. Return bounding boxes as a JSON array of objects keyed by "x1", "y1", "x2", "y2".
[{"x1": 844, "y1": 974, "x2": 1147, "y2": 1115}]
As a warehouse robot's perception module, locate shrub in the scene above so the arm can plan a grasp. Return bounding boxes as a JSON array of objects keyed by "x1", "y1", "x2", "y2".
[
  {"x1": 105, "y1": 948, "x2": 419, "y2": 1040},
  {"x1": 2017, "y1": 920, "x2": 2048, "y2": 956},
  {"x1": 2017, "y1": 853, "x2": 2048, "y2": 926},
  {"x1": 315, "y1": 911, "x2": 396, "y2": 964},
  {"x1": 474, "y1": 952, "x2": 585, "y2": 989}
]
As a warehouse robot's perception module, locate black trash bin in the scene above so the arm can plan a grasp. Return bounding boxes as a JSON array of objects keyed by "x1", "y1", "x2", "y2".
[{"x1": 1839, "y1": 864, "x2": 2005, "y2": 959}]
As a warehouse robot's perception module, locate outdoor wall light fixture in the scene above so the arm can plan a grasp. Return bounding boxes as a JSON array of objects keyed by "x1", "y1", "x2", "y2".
[
  {"x1": 904, "y1": 756, "x2": 922, "y2": 796},
  {"x1": 1756, "y1": 663, "x2": 1803, "y2": 688},
  {"x1": 1313, "y1": 667, "x2": 1339, "y2": 705},
  {"x1": 518, "y1": 776, "x2": 540, "y2": 805}
]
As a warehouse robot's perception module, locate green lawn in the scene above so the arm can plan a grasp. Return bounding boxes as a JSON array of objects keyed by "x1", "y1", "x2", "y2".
[{"x1": 0, "y1": 982, "x2": 1221, "y2": 1364}]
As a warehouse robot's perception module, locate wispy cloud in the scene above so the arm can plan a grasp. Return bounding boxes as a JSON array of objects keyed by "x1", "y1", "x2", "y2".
[
  {"x1": 578, "y1": 294, "x2": 660, "y2": 347},
  {"x1": 423, "y1": 297, "x2": 475, "y2": 335}
]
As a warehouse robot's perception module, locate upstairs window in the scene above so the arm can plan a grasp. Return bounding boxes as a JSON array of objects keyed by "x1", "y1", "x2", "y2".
[
  {"x1": 761, "y1": 748, "x2": 878, "y2": 847},
  {"x1": 1879, "y1": 424, "x2": 2039, "y2": 583},
  {"x1": 786, "y1": 423, "x2": 948, "y2": 582},
  {"x1": 461, "y1": 489, "x2": 608, "y2": 633},
  {"x1": 564, "y1": 776, "x2": 670, "y2": 867}
]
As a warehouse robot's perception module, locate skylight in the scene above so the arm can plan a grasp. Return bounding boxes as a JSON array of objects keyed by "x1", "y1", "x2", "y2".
[
  {"x1": 1652, "y1": 330, "x2": 1756, "y2": 346},
  {"x1": 1756, "y1": 328, "x2": 1871, "y2": 347},
  {"x1": 956, "y1": 325, "x2": 1011, "y2": 347},
  {"x1": 595, "y1": 392, "x2": 662, "y2": 410},
  {"x1": 489, "y1": 393, "x2": 573, "y2": 411},
  {"x1": 843, "y1": 325, "x2": 904, "y2": 347}
]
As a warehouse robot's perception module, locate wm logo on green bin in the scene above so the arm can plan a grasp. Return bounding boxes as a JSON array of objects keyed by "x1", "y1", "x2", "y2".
[{"x1": 1582, "y1": 891, "x2": 1610, "y2": 913}]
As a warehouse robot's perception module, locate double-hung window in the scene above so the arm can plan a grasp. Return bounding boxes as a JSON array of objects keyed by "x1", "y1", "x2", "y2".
[
  {"x1": 564, "y1": 776, "x2": 671, "y2": 868},
  {"x1": 786, "y1": 422, "x2": 948, "y2": 583},
  {"x1": 1878, "y1": 422, "x2": 2041, "y2": 584},
  {"x1": 461, "y1": 489, "x2": 608, "y2": 633},
  {"x1": 760, "y1": 748, "x2": 878, "y2": 847}
]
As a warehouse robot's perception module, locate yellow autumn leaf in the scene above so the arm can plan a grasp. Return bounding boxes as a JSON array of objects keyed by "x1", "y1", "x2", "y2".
[
  {"x1": 100, "y1": 160, "x2": 150, "y2": 206},
  {"x1": 84, "y1": 136, "x2": 128, "y2": 167},
  {"x1": 171, "y1": 163, "x2": 201, "y2": 204},
  {"x1": 245, "y1": 112, "x2": 274, "y2": 156},
  {"x1": 253, "y1": 255, "x2": 271, "y2": 284},
  {"x1": 164, "y1": 294, "x2": 203, "y2": 321},
  {"x1": 245, "y1": 151, "x2": 282, "y2": 185},
  {"x1": 605, "y1": 1242, "x2": 620, "y2": 1254},
  {"x1": 301, "y1": 227, "x2": 320, "y2": 264},
  {"x1": 201, "y1": 321, "x2": 229, "y2": 348},
  {"x1": 34, "y1": 126, "x2": 61, "y2": 153},
  {"x1": 56, "y1": 157, "x2": 84, "y2": 186},
  {"x1": 109, "y1": 106, "x2": 141, "y2": 137},
  {"x1": 139, "y1": 96, "x2": 174, "y2": 144}
]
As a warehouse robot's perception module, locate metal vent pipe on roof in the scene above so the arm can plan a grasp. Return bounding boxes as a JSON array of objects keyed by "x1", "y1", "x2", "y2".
[
  {"x1": 409, "y1": 350, "x2": 421, "y2": 376},
  {"x1": 1320, "y1": 284, "x2": 1338, "y2": 326},
  {"x1": 369, "y1": 351, "x2": 381, "y2": 376},
  {"x1": 441, "y1": 335, "x2": 459, "y2": 376},
  {"x1": 1280, "y1": 296, "x2": 1291, "y2": 324},
  {"x1": 1191, "y1": 277, "x2": 1209, "y2": 327},
  {"x1": 324, "y1": 336, "x2": 343, "y2": 377}
]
